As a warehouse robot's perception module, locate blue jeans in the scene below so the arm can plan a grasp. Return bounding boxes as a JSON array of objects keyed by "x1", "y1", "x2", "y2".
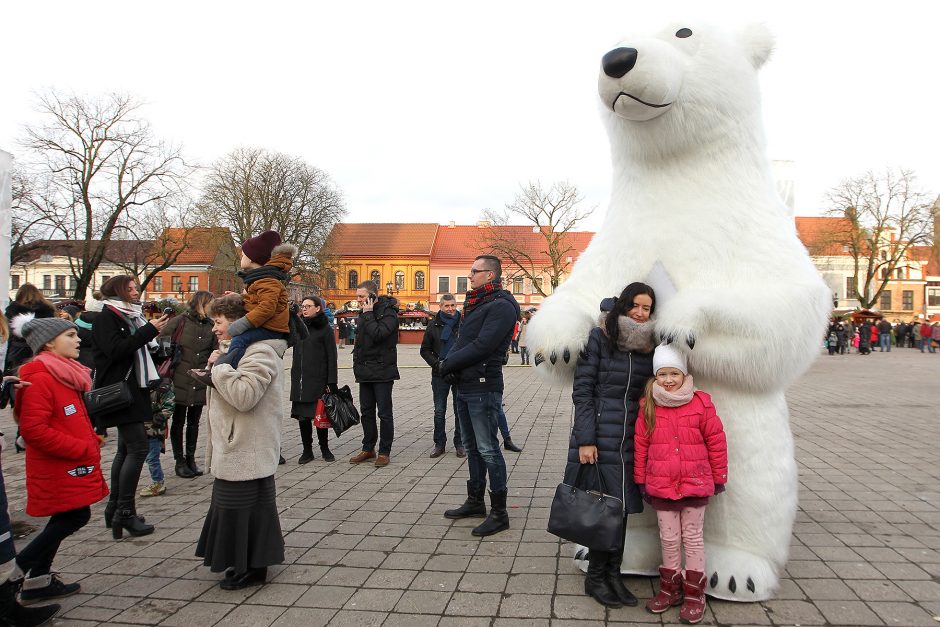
[
  {"x1": 497, "y1": 403, "x2": 511, "y2": 441},
  {"x1": 219, "y1": 328, "x2": 286, "y2": 368},
  {"x1": 455, "y1": 390, "x2": 507, "y2": 492},
  {"x1": 879, "y1": 333, "x2": 891, "y2": 352},
  {"x1": 0, "y1": 465, "x2": 15, "y2": 567},
  {"x1": 923, "y1": 337, "x2": 936, "y2": 353},
  {"x1": 431, "y1": 376, "x2": 461, "y2": 448},
  {"x1": 145, "y1": 437, "x2": 164, "y2": 483}
]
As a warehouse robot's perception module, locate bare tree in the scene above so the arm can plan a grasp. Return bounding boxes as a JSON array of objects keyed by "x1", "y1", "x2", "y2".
[
  {"x1": 17, "y1": 91, "x2": 193, "y2": 298},
  {"x1": 481, "y1": 181, "x2": 594, "y2": 296},
  {"x1": 196, "y1": 147, "x2": 346, "y2": 272},
  {"x1": 825, "y1": 168, "x2": 937, "y2": 309}
]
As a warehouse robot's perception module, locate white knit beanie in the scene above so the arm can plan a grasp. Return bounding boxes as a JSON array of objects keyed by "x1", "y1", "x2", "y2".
[{"x1": 653, "y1": 343, "x2": 688, "y2": 375}]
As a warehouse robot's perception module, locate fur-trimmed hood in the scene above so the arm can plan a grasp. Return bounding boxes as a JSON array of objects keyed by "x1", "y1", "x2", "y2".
[{"x1": 266, "y1": 243, "x2": 297, "y2": 273}]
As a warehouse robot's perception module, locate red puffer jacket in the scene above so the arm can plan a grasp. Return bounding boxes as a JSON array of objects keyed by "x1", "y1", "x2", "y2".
[
  {"x1": 15, "y1": 360, "x2": 109, "y2": 517},
  {"x1": 634, "y1": 391, "x2": 728, "y2": 500}
]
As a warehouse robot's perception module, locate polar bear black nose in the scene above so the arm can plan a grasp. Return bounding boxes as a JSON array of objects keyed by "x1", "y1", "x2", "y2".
[{"x1": 602, "y1": 47, "x2": 638, "y2": 78}]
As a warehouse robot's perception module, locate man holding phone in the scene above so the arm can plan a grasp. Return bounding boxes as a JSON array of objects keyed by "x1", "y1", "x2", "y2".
[{"x1": 349, "y1": 280, "x2": 400, "y2": 467}]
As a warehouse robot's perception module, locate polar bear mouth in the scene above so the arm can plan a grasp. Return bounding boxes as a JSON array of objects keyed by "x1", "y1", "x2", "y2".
[{"x1": 612, "y1": 92, "x2": 672, "y2": 110}]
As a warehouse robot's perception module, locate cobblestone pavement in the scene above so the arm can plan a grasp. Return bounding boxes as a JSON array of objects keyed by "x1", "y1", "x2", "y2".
[{"x1": 1, "y1": 345, "x2": 938, "y2": 626}]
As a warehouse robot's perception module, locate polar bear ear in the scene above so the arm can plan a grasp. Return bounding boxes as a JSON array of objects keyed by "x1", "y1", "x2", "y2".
[{"x1": 738, "y1": 22, "x2": 775, "y2": 69}]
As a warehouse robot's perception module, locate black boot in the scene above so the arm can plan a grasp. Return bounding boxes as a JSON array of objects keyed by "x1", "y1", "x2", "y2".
[
  {"x1": 103, "y1": 500, "x2": 116, "y2": 528},
  {"x1": 606, "y1": 544, "x2": 638, "y2": 606},
  {"x1": 0, "y1": 579, "x2": 60, "y2": 625},
  {"x1": 186, "y1": 455, "x2": 203, "y2": 477},
  {"x1": 298, "y1": 448, "x2": 315, "y2": 464},
  {"x1": 585, "y1": 550, "x2": 622, "y2": 608},
  {"x1": 175, "y1": 458, "x2": 195, "y2": 479},
  {"x1": 185, "y1": 420, "x2": 203, "y2": 476},
  {"x1": 471, "y1": 489, "x2": 510, "y2": 536},
  {"x1": 503, "y1": 438, "x2": 523, "y2": 453},
  {"x1": 112, "y1": 508, "x2": 155, "y2": 539},
  {"x1": 317, "y1": 427, "x2": 335, "y2": 461},
  {"x1": 444, "y1": 481, "x2": 487, "y2": 519}
]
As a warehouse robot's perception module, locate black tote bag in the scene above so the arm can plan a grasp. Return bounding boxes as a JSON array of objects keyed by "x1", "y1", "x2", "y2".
[
  {"x1": 84, "y1": 366, "x2": 134, "y2": 419},
  {"x1": 547, "y1": 463, "x2": 624, "y2": 552},
  {"x1": 321, "y1": 385, "x2": 361, "y2": 437}
]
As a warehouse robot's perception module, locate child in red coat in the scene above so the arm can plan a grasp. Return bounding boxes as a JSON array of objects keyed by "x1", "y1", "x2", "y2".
[
  {"x1": 634, "y1": 344, "x2": 727, "y2": 625},
  {"x1": 14, "y1": 317, "x2": 108, "y2": 604}
]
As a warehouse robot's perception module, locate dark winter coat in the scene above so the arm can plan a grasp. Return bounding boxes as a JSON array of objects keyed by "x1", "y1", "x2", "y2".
[
  {"x1": 564, "y1": 326, "x2": 654, "y2": 514},
  {"x1": 16, "y1": 359, "x2": 109, "y2": 517},
  {"x1": 439, "y1": 290, "x2": 520, "y2": 393},
  {"x1": 352, "y1": 296, "x2": 400, "y2": 383},
  {"x1": 160, "y1": 310, "x2": 217, "y2": 406},
  {"x1": 4, "y1": 301, "x2": 55, "y2": 374},
  {"x1": 290, "y1": 314, "x2": 338, "y2": 404},
  {"x1": 91, "y1": 306, "x2": 159, "y2": 428},
  {"x1": 75, "y1": 312, "x2": 99, "y2": 369},
  {"x1": 420, "y1": 311, "x2": 462, "y2": 376}
]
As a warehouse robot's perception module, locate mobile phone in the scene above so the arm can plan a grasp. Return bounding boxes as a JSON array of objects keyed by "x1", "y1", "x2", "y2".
[
  {"x1": 163, "y1": 307, "x2": 174, "y2": 315},
  {"x1": 369, "y1": 294, "x2": 377, "y2": 303}
]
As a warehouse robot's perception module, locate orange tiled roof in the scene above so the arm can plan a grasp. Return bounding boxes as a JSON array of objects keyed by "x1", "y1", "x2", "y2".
[
  {"x1": 795, "y1": 216, "x2": 853, "y2": 256},
  {"x1": 325, "y1": 223, "x2": 439, "y2": 257},
  {"x1": 155, "y1": 227, "x2": 233, "y2": 265},
  {"x1": 431, "y1": 224, "x2": 594, "y2": 263}
]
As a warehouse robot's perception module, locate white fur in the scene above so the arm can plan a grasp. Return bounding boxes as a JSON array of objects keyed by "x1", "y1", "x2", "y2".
[
  {"x1": 530, "y1": 22, "x2": 831, "y2": 601},
  {"x1": 9, "y1": 313, "x2": 35, "y2": 339}
]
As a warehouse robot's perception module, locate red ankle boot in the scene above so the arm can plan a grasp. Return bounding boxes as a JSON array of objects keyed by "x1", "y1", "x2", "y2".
[
  {"x1": 679, "y1": 570, "x2": 707, "y2": 624},
  {"x1": 646, "y1": 567, "x2": 683, "y2": 613}
]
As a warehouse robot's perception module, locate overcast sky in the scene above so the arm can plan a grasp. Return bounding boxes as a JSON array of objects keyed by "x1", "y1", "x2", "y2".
[{"x1": 2, "y1": 0, "x2": 938, "y2": 232}]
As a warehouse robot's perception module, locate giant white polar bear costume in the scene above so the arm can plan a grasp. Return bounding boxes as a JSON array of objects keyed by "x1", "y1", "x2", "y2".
[{"x1": 527, "y1": 23, "x2": 831, "y2": 601}]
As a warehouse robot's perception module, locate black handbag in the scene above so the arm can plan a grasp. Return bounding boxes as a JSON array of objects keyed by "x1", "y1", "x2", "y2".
[
  {"x1": 321, "y1": 385, "x2": 361, "y2": 437},
  {"x1": 84, "y1": 366, "x2": 135, "y2": 418},
  {"x1": 547, "y1": 462, "x2": 624, "y2": 552}
]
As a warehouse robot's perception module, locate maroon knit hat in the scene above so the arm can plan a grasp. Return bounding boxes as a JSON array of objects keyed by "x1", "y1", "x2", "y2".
[{"x1": 241, "y1": 230, "x2": 282, "y2": 265}]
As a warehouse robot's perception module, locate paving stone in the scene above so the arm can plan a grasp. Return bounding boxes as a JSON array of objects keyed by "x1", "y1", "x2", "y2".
[
  {"x1": 327, "y1": 609, "x2": 387, "y2": 625},
  {"x1": 158, "y1": 601, "x2": 234, "y2": 626},
  {"x1": 446, "y1": 591, "x2": 502, "y2": 616},
  {"x1": 111, "y1": 599, "x2": 188, "y2": 624},
  {"x1": 763, "y1": 600, "x2": 827, "y2": 625},
  {"x1": 796, "y1": 578, "x2": 859, "y2": 601},
  {"x1": 498, "y1": 592, "x2": 552, "y2": 618},
  {"x1": 552, "y1": 594, "x2": 607, "y2": 620},
  {"x1": 246, "y1": 583, "x2": 309, "y2": 606},
  {"x1": 710, "y1": 600, "x2": 772, "y2": 624},
  {"x1": 815, "y1": 601, "x2": 886, "y2": 626},
  {"x1": 219, "y1": 604, "x2": 287, "y2": 626},
  {"x1": 271, "y1": 607, "x2": 336, "y2": 626},
  {"x1": 868, "y1": 601, "x2": 938, "y2": 626},
  {"x1": 845, "y1": 579, "x2": 914, "y2": 601},
  {"x1": 394, "y1": 590, "x2": 453, "y2": 614}
]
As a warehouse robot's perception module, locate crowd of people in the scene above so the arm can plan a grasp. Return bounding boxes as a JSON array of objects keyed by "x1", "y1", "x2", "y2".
[{"x1": 826, "y1": 318, "x2": 940, "y2": 355}]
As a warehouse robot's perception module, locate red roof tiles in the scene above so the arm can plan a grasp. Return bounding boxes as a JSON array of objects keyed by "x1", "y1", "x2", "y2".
[{"x1": 325, "y1": 224, "x2": 440, "y2": 257}]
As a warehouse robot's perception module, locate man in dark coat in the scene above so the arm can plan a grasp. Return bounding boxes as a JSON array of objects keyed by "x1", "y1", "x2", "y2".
[
  {"x1": 349, "y1": 280, "x2": 399, "y2": 467},
  {"x1": 420, "y1": 293, "x2": 464, "y2": 458},
  {"x1": 877, "y1": 318, "x2": 893, "y2": 352},
  {"x1": 440, "y1": 255, "x2": 520, "y2": 537}
]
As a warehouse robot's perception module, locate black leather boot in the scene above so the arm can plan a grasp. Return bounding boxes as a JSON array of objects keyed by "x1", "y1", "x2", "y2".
[
  {"x1": 186, "y1": 455, "x2": 203, "y2": 476},
  {"x1": 471, "y1": 489, "x2": 509, "y2": 536},
  {"x1": 585, "y1": 550, "x2": 622, "y2": 608},
  {"x1": 444, "y1": 481, "x2": 486, "y2": 519},
  {"x1": 606, "y1": 543, "x2": 638, "y2": 606},
  {"x1": 186, "y1": 421, "x2": 203, "y2": 476},
  {"x1": 175, "y1": 459, "x2": 195, "y2": 479},
  {"x1": 112, "y1": 508, "x2": 155, "y2": 539},
  {"x1": 103, "y1": 500, "x2": 117, "y2": 528},
  {"x1": 0, "y1": 579, "x2": 60, "y2": 625},
  {"x1": 503, "y1": 438, "x2": 523, "y2": 453}
]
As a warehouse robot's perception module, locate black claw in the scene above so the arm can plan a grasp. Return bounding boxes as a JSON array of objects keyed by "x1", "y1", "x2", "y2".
[
  {"x1": 549, "y1": 351, "x2": 557, "y2": 365},
  {"x1": 575, "y1": 548, "x2": 586, "y2": 561},
  {"x1": 562, "y1": 348, "x2": 571, "y2": 363},
  {"x1": 534, "y1": 352, "x2": 545, "y2": 366},
  {"x1": 728, "y1": 575, "x2": 736, "y2": 593},
  {"x1": 687, "y1": 333, "x2": 696, "y2": 350},
  {"x1": 664, "y1": 334, "x2": 674, "y2": 345},
  {"x1": 746, "y1": 577, "x2": 755, "y2": 593},
  {"x1": 709, "y1": 572, "x2": 718, "y2": 588},
  {"x1": 578, "y1": 349, "x2": 588, "y2": 361}
]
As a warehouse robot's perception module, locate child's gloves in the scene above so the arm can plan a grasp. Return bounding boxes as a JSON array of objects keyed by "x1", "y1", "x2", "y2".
[
  {"x1": 714, "y1": 484, "x2": 726, "y2": 495},
  {"x1": 227, "y1": 316, "x2": 253, "y2": 337},
  {"x1": 637, "y1": 483, "x2": 652, "y2": 504}
]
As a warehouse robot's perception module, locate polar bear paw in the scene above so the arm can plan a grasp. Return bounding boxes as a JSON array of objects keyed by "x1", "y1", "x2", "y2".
[
  {"x1": 704, "y1": 544, "x2": 780, "y2": 602},
  {"x1": 526, "y1": 304, "x2": 595, "y2": 383}
]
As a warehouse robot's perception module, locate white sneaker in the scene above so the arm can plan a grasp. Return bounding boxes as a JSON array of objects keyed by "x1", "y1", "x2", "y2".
[{"x1": 139, "y1": 482, "x2": 166, "y2": 497}]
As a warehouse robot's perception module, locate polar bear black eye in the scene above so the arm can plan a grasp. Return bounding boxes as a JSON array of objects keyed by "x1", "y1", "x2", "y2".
[{"x1": 676, "y1": 28, "x2": 693, "y2": 38}]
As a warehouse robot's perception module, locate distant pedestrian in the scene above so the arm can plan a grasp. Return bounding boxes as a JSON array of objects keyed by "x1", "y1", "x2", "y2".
[
  {"x1": 140, "y1": 379, "x2": 174, "y2": 497},
  {"x1": 518, "y1": 316, "x2": 529, "y2": 365},
  {"x1": 877, "y1": 318, "x2": 892, "y2": 352},
  {"x1": 932, "y1": 323, "x2": 940, "y2": 353},
  {"x1": 919, "y1": 321, "x2": 933, "y2": 353},
  {"x1": 421, "y1": 294, "x2": 464, "y2": 459},
  {"x1": 510, "y1": 318, "x2": 521, "y2": 354}
]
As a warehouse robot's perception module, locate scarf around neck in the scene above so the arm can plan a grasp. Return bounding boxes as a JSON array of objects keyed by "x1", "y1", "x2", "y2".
[
  {"x1": 34, "y1": 351, "x2": 92, "y2": 393},
  {"x1": 599, "y1": 313, "x2": 657, "y2": 353},
  {"x1": 652, "y1": 374, "x2": 695, "y2": 408},
  {"x1": 439, "y1": 312, "x2": 459, "y2": 343},
  {"x1": 104, "y1": 300, "x2": 159, "y2": 388},
  {"x1": 463, "y1": 280, "x2": 502, "y2": 315}
]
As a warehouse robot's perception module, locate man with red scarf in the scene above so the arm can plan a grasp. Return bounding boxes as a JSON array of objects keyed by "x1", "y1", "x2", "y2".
[{"x1": 439, "y1": 255, "x2": 520, "y2": 536}]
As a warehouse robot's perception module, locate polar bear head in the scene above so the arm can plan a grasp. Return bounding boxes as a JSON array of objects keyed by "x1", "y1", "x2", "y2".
[{"x1": 597, "y1": 23, "x2": 774, "y2": 157}]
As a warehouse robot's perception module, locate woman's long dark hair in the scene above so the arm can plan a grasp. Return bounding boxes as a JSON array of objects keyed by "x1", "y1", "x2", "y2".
[{"x1": 604, "y1": 282, "x2": 656, "y2": 347}]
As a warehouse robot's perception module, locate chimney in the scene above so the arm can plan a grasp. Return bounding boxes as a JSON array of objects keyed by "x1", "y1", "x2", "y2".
[
  {"x1": 478, "y1": 220, "x2": 491, "y2": 228},
  {"x1": 448, "y1": 221, "x2": 456, "y2": 229}
]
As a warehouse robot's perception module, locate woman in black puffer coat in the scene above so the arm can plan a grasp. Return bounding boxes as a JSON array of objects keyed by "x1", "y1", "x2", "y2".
[
  {"x1": 4, "y1": 284, "x2": 56, "y2": 375},
  {"x1": 565, "y1": 282, "x2": 657, "y2": 609},
  {"x1": 289, "y1": 296, "x2": 338, "y2": 463}
]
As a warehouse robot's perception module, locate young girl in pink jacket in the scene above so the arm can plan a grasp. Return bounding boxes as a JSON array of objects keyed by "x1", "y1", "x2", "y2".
[{"x1": 634, "y1": 344, "x2": 727, "y2": 624}]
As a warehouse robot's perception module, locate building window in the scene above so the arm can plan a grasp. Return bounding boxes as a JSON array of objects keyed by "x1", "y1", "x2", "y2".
[
  {"x1": 457, "y1": 277, "x2": 468, "y2": 293},
  {"x1": 171, "y1": 276, "x2": 182, "y2": 292},
  {"x1": 153, "y1": 276, "x2": 163, "y2": 292},
  {"x1": 43, "y1": 275, "x2": 52, "y2": 290},
  {"x1": 188, "y1": 276, "x2": 199, "y2": 292},
  {"x1": 54, "y1": 275, "x2": 66, "y2": 294},
  {"x1": 414, "y1": 271, "x2": 425, "y2": 290},
  {"x1": 394, "y1": 271, "x2": 405, "y2": 290},
  {"x1": 326, "y1": 270, "x2": 337, "y2": 289},
  {"x1": 846, "y1": 277, "x2": 858, "y2": 299},
  {"x1": 512, "y1": 277, "x2": 524, "y2": 294},
  {"x1": 100, "y1": 275, "x2": 111, "y2": 287},
  {"x1": 348, "y1": 270, "x2": 358, "y2": 289},
  {"x1": 371, "y1": 270, "x2": 381, "y2": 285},
  {"x1": 11, "y1": 275, "x2": 20, "y2": 290},
  {"x1": 902, "y1": 290, "x2": 914, "y2": 311},
  {"x1": 69, "y1": 276, "x2": 77, "y2": 291},
  {"x1": 879, "y1": 290, "x2": 891, "y2": 311},
  {"x1": 928, "y1": 288, "x2": 940, "y2": 307},
  {"x1": 438, "y1": 276, "x2": 450, "y2": 293},
  {"x1": 532, "y1": 277, "x2": 543, "y2": 293},
  {"x1": 897, "y1": 268, "x2": 905, "y2": 279}
]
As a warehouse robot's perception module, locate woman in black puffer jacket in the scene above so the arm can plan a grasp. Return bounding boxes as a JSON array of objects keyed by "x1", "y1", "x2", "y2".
[
  {"x1": 4, "y1": 284, "x2": 56, "y2": 375},
  {"x1": 565, "y1": 282, "x2": 656, "y2": 609},
  {"x1": 289, "y1": 296, "x2": 338, "y2": 463}
]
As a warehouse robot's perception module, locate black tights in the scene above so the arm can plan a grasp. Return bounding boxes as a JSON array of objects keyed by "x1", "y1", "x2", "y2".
[
  {"x1": 171, "y1": 404, "x2": 203, "y2": 460},
  {"x1": 297, "y1": 418, "x2": 330, "y2": 452},
  {"x1": 109, "y1": 422, "x2": 149, "y2": 510},
  {"x1": 16, "y1": 506, "x2": 90, "y2": 576}
]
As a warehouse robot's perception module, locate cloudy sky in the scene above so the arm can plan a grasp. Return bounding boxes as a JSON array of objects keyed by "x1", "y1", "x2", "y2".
[{"x1": 2, "y1": 0, "x2": 937, "y2": 231}]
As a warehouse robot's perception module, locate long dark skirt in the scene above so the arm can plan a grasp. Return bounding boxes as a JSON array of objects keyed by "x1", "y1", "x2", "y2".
[
  {"x1": 291, "y1": 400, "x2": 317, "y2": 420},
  {"x1": 195, "y1": 475, "x2": 284, "y2": 573}
]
